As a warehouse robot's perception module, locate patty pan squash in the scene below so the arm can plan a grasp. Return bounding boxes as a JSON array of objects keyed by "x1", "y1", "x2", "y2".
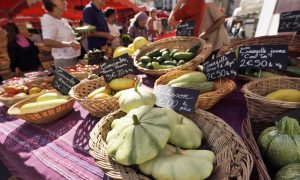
[
  {"x1": 139, "y1": 144, "x2": 215, "y2": 180},
  {"x1": 106, "y1": 106, "x2": 172, "y2": 165}
]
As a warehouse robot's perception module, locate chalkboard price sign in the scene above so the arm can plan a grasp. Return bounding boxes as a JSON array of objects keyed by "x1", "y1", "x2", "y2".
[
  {"x1": 176, "y1": 21, "x2": 195, "y2": 36},
  {"x1": 52, "y1": 67, "x2": 80, "y2": 95},
  {"x1": 203, "y1": 52, "x2": 238, "y2": 80},
  {"x1": 100, "y1": 53, "x2": 135, "y2": 82},
  {"x1": 237, "y1": 45, "x2": 288, "y2": 70},
  {"x1": 153, "y1": 85, "x2": 200, "y2": 113},
  {"x1": 278, "y1": 10, "x2": 300, "y2": 32}
]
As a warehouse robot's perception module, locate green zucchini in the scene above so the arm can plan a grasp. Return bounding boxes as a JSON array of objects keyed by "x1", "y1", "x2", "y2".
[
  {"x1": 162, "y1": 60, "x2": 177, "y2": 66},
  {"x1": 173, "y1": 52, "x2": 195, "y2": 61},
  {"x1": 146, "y1": 49, "x2": 161, "y2": 58},
  {"x1": 285, "y1": 66, "x2": 300, "y2": 77},
  {"x1": 139, "y1": 56, "x2": 152, "y2": 64},
  {"x1": 170, "y1": 82, "x2": 214, "y2": 93},
  {"x1": 152, "y1": 62, "x2": 175, "y2": 69},
  {"x1": 187, "y1": 43, "x2": 201, "y2": 54}
]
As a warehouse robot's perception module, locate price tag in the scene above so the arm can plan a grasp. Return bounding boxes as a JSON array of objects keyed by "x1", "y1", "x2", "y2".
[
  {"x1": 52, "y1": 67, "x2": 80, "y2": 95},
  {"x1": 176, "y1": 21, "x2": 195, "y2": 36},
  {"x1": 153, "y1": 85, "x2": 200, "y2": 113},
  {"x1": 99, "y1": 54, "x2": 135, "y2": 82},
  {"x1": 237, "y1": 45, "x2": 288, "y2": 70},
  {"x1": 278, "y1": 10, "x2": 300, "y2": 32},
  {"x1": 203, "y1": 52, "x2": 238, "y2": 80},
  {"x1": 272, "y1": 108, "x2": 300, "y2": 124}
]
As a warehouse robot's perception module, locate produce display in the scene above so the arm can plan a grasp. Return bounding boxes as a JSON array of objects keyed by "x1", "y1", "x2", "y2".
[
  {"x1": 258, "y1": 116, "x2": 300, "y2": 170},
  {"x1": 20, "y1": 92, "x2": 70, "y2": 114},
  {"x1": 64, "y1": 64, "x2": 99, "y2": 73},
  {"x1": 265, "y1": 89, "x2": 300, "y2": 102},
  {"x1": 85, "y1": 77, "x2": 136, "y2": 100},
  {"x1": 137, "y1": 43, "x2": 200, "y2": 70}
]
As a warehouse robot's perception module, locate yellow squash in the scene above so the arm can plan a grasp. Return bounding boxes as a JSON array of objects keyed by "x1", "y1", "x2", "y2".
[
  {"x1": 108, "y1": 78, "x2": 135, "y2": 91},
  {"x1": 265, "y1": 89, "x2": 300, "y2": 102},
  {"x1": 20, "y1": 99, "x2": 68, "y2": 114}
]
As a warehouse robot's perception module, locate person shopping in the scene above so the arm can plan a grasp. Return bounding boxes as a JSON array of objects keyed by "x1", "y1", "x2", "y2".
[
  {"x1": 41, "y1": 0, "x2": 81, "y2": 69},
  {"x1": 147, "y1": 8, "x2": 160, "y2": 39},
  {"x1": 128, "y1": 12, "x2": 149, "y2": 39},
  {"x1": 1, "y1": 19, "x2": 43, "y2": 77},
  {"x1": 105, "y1": 8, "x2": 122, "y2": 49}
]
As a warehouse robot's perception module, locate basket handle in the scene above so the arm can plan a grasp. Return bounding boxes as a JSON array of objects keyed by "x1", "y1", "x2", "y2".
[{"x1": 198, "y1": 42, "x2": 213, "y2": 61}]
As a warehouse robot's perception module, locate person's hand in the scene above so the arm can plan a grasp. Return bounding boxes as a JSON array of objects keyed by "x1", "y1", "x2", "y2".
[
  {"x1": 199, "y1": 32, "x2": 209, "y2": 40},
  {"x1": 168, "y1": 16, "x2": 176, "y2": 27},
  {"x1": 106, "y1": 33, "x2": 115, "y2": 41},
  {"x1": 69, "y1": 41, "x2": 81, "y2": 50},
  {"x1": 80, "y1": 31, "x2": 92, "y2": 38},
  {"x1": 15, "y1": 67, "x2": 23, "y2": 77}
]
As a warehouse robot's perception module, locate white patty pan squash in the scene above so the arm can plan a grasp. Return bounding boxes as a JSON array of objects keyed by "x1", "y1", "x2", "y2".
[
  {"x1": 169, "y1": 115, "x2": 203, "y2": 149},
  {"x1": 139, "y1": 144, "x2": 215, "y2": 180},
  {"x1": 106, "y1": 106, "x2": 172, "y2": 165},
  {"x1": 119, "y1": 80, "x2": 157, "y2": 113}
]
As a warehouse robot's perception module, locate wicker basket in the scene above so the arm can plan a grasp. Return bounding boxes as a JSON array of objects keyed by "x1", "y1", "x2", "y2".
[
  {"x1": 89, "y1": 109, "x2": 253, "y2": 180},
  {"x1": 242, "y1": 77, "x2": 300, "y2": 131},
  {"x1": 69, "y1": 74, "x2": 138, "y2": 118},
  {"x1": 242, "y1": 117, "x2": 272, "y2": 180},
  {"x1": 7, "y1": 91, "x2": 75, "y2": 124},
  {"x1": 155, "y1": 70, "x2": 236, "y2": 110},
  {"x1": 134, "y1": 36, "x2": 212, "y2": 77}
]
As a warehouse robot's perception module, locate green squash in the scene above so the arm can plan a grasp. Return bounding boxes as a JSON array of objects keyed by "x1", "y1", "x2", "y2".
[
  {"x1": 139, "y1": 144, "x2": 215, "y2": 180},
  {"x1": 258, "y1": 116, "x2": 300, "y2": 170},
  {"x1": 275, "y1": 163, "x2": 300, "y2": 180},
  {"x1": 119, "y1": 80, "x2": 157, "y2": 113},
  {"x1": 169, "y1": 115, "x2": 202, "y2": 149},
  {"x1": 106, "y1": 106, "x2": 172, "y2": 165}
]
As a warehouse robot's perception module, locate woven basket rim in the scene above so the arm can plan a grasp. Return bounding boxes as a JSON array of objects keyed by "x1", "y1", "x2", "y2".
[
  {"x1": 133, "y1": 36, "x2": 212, "y2": 76},
  {"x1": 89, "y1": 108, "x2": 253, "y2": 179},
  {"x1": 242, "y1": 77, "x2": 300, "y2": 106}
]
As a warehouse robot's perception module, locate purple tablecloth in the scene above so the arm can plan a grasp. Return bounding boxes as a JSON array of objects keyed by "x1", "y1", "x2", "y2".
[{"x1": 0, "y1": 77, "x2": 248, "y2": 179}]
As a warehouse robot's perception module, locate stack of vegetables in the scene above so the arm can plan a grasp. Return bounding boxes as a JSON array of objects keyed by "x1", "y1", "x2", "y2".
[
  {"x1": 258, "y1": 116, "x2": 300, "y2": 179},
  {"x1": 137, "y1": 43, "x2": 201, "y2": 70},
  {"x1": 106, "y1": 82, "x2": 216, "y2": 179}
]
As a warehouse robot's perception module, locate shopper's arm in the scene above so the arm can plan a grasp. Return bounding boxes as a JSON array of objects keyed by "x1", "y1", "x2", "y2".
[{"x1": 43, "y1": 39, "x2": 80, "y2": 50}]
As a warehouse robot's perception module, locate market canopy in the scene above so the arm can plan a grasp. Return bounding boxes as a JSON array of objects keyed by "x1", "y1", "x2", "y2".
[{"x1": 1, "y1": 0, "x2": 141, "y2": 21}]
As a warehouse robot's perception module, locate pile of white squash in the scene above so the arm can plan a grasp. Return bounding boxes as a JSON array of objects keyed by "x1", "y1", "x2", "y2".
[{"x1": 106, "y1": 80, "x2": 216, "y2": 180}]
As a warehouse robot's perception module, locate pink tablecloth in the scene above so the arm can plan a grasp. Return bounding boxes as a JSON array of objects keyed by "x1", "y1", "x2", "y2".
[{"x1": 0, "y1": 102, "x2": 105, "y2": 180}]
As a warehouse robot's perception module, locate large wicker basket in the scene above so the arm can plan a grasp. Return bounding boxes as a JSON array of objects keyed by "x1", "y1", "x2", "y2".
[
  {"x1": 242, "y1": 77, "x2": 300, "y2": 135},
  {"x1": 155, "y1": 70, "x2": 236, "y2": 110},
  {"x1": 7, "y1": 91, "x2": 75, "y2": 124},
  {"x1": 134, "y1": 36, "x2": 212, "y2": 77},
  {"x1": 69, "y1": 74, "x2": 138, "y2": 118},
  {"x1": 242, "y1": 117, "x2": 272, "y2": 180},
  {"x1": 89, "y1": 109, "x2": 253, "y2": 180}
]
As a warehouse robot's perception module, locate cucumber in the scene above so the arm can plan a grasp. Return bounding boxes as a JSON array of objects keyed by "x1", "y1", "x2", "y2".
[
  {"x1": 170, "y1": 82, "x2": 214, "y2": 94},
  {"x1": 146, "y1": 62, "x2": 153, "y2": 69},
  {"x1": 173, "y1": 52, "x2": 195, "y2": 61},
  {"x1": 138, "y1": 62, "x2": 147, "y2": 68},
  {"x1": 285, "y1": 66, "x2": 300, "y2": 77},
  {"x1": 167, "y1": 72, "x2": 208, "y2": 85},
  {"x1": 139, "y1": 56, "x2": 152, "y2": 64},
  {"x1": 146, "y1": 49, "x2": 161, "y2": 58},
  {"x1": 156, "y1": 56, "x2": 164, "y2": 63},
  {"x1": 177, "y1": 60, "x2": 185, "y2": 66},
  {"x1": 170, "y1": 49, "x2": 180, "y2": 57},
  {"x1": 152, "y1": 62, "x2": 175, "y2": 69},
  {"x1": 160, "y1": 48, "x2": 169, "y2": 53},
  {"x1": 162, "y1": 51, "x2": 171, "y2": 60},
  {"x1": 187, "y1": 43, "x2": 201, "y2": 54},
  {"x1": 162, "y1": 60, "x2": 177, "y2": 66}
]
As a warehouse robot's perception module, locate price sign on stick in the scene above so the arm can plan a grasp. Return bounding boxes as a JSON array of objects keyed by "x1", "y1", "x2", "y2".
[
  {"x1": 154, "y1": 85, "x2": 200, "y2": 113},
  {"x1": 176, "y1": 21, "x2": 195, "y2": 36},
  {"x1": 203, "y1": 52, "x2": 238, "y2": 81},
  {"x1": 237, "y1": 45, "x2": 288, "y2": 70},
  {"x1": 278, "y1": 10, "x2": 300, "y2": 32},
  {"x1": 99, "y1": 54, "x2": 135, "y2": 82},
  {"x1": 52, "y1": 67, "x2": 80, "y2": 95}
]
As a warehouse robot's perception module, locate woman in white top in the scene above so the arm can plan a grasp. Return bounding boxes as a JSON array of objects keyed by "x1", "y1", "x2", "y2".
[{"x1": 41, "y1": 0, "x2": 81, "y2": 69}]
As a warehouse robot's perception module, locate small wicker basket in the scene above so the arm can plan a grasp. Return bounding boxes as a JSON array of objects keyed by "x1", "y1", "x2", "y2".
[
  {"x1": 242, "y1": 77, "x2": 300, "y2": 133},
  {"x1": 7, "y1": 91, "x2": 75, "y2": 124},
  {"x1": 69, "y1": 74, "x2": 138, "y2": 118},
  {"x1": 154, "y1": 70, "x2": 236, "y2": 110},
  {"x1": 242, "y1": 117, "x2": 272, "y2": 180},
  {"x1": 89, "y1": 109, "x2": 253, "y2": 180},
  {"x1": 134, "y1": 36, "x2": 212, "y2": 77}
]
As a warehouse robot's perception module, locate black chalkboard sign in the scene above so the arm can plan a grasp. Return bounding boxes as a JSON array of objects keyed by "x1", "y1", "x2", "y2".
[
  {"x1": 203, "y1": 52, "x2": 238, "y2": 80},
  {"x1": 273, "y1": 108, "x2": 300, "y2": 124},
  {"x1": 52, "y1": 67, "x2": 80, "y2": 95},
  {"x1": 99, "y1": 53, "x2": 135, "y2": 82},
  {"x1": 278, "y1": 10, "x2": 300, "y2": 32},
  {"x1": 237, "y1": 45, "x2": 288, "y2": 70},
  {"x1": 153, "y1": 85, "x2": 200, "y2": 113},
  {"x1": 176, "y1": 21, "x2": 195, "y2": 36}
]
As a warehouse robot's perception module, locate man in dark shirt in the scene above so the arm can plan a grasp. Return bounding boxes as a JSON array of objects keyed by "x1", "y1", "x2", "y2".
[{"x1": 83, "y1": 0, "x2": 114, "y2": 50}]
